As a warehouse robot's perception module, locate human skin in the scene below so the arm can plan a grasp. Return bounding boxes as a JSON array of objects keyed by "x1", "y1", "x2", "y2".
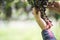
[
  {"x1": 32, "y1": 7, "x2": 47, "y2": 30},
  {"x1": 48, "y1": 1, "x2": 60, "y2": 15},
  {"x1": 32, "y1": 1, "x2": 60, "y2": 29},
  {"x1": 32, "y1": 3, "x2": 56, "y2": 40},
  {"x1": 32, "y1": 1, "x2": 60, "y2": 30}
]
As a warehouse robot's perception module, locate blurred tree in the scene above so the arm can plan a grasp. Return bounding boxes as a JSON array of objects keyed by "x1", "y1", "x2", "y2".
[
  {"x1": 0, "y1": 0, "x2": 14, "y2": 20},
  {"x1": 15, "y1": 0, "x2": 24, "y2": 10},
  {"x1": 54, "y1": 13, "x2": 60, "y2": 20},
  {"x1": 15, "y1": 0, "x2": 32, "y2": 12},
  {"x1": 5, "y1": 0, "x2": 14, "y2": 19},
  {"x1": 15, "y1": 0, "x2": 32, "y2": 20}
]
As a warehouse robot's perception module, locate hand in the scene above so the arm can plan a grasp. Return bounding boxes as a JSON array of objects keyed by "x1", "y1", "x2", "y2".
[
  {"x1": 32, "y1": 7, "x2": 47, "y2": 30},
  {"x1": 48, "y1": 1, "x2": 60, "y2": 14},
  {"x1": 32, "y1": 7, "x2": 41, "y2": 19}
]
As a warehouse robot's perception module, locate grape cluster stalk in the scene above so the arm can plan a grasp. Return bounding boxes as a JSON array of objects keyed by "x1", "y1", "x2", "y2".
[{"x1": 28, "y1": 0, "x2": 53, "y2": 29}]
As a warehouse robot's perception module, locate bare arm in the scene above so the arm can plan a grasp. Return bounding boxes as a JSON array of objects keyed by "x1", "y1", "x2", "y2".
[{"x1": 32, "y1": 7, "x2": 46, "y2": 30}]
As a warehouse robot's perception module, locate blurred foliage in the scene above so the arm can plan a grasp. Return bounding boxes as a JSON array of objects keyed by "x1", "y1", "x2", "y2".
[
  {"x1": 0, "y1": 0, "x2": 14, "y2": 20},
  {"x1": 0, "y1": 0, "x2": 32, "y2": 20},
  {"x1": 0, "y1": 0, "x2": 60, "y2": 40},
  {"x1": 55, "y1": 13, "x2": 60, "y2": 20},
  {"x1": 15, "y1": 1, "x2": 24, "y2": 9},
  {"x1": 0, "y1": 0, "x2": 60, "y2": 20}
]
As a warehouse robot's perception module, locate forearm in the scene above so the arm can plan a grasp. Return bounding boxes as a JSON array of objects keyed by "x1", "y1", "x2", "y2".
[
  {"x1": 33, "y1": 8, "x2": 46, "y2": 30},
  {"x1": 35, "y1": 17, "x2": 46, "y2": 30}
]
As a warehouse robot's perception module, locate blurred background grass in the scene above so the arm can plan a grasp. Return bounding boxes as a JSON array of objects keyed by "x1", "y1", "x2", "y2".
[
  {"x1": 0, "y1": 0, "x2": 60, "y2": 40},
  {"x1": 0, "y1": 20, "x2": 60, "y2": 40}
]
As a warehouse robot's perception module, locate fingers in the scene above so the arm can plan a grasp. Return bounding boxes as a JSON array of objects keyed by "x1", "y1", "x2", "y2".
[
  {"x1": 32, "y1": 7, "x2": 36, "y2": 15},
  {"x1": 52, "y1": 1, "x2": 60, "y2": 8},
  {"x1": 48, "y1": 1, "x2": 60, "y2": 10},
  {"x1": 47, "y1": 2, "x2": 60, "y2": 14},
  {"x1": 32, "y1": 8, "x2": 50, "y2": 30},
  {"x1": 48, "y1": 2, "x2": 55, "y2": 10},
  {"x1": 32, "y1": 7, "x2": 41, "y2": 18}
]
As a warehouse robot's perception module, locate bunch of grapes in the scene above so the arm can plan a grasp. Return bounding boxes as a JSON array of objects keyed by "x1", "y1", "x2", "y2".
[{"x1": 28, "y1": 0, "x2": 53, "y2": 29}]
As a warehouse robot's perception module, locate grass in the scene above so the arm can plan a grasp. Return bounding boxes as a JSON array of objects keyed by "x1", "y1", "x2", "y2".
[{"x1": 0, "y1": 20, "x2": 60, "y2": 40}]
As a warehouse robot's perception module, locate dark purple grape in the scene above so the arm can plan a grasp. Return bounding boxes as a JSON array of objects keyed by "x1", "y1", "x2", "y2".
[{"x1": 27, "y1": 0, "x2": 52, "y2": 28}]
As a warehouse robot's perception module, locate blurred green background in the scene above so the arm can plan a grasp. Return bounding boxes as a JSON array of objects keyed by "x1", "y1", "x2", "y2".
[{"x1": 0, "y1": 0, "x2": 60, "y2": 40}]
